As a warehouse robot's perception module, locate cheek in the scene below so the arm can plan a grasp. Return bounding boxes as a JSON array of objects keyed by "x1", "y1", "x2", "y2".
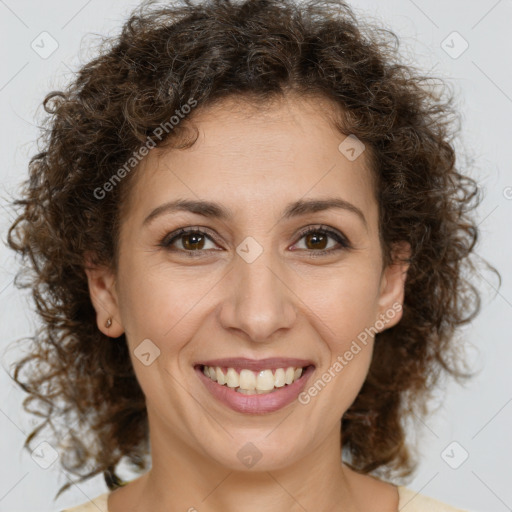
[
  {"x1": 299, "y1": 264, "x2": 380, "y2": 401},
  {"x1": 116, "y1": 256, "x2": 216, "y2": 346},
  {"x1": 302, "y1": 263, "x2": 382, "y2": 343}
]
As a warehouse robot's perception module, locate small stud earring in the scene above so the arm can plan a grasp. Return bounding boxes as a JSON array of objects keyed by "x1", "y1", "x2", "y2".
[{"x1": 105, "y1": 317, "x2": 112, "y2": 328}]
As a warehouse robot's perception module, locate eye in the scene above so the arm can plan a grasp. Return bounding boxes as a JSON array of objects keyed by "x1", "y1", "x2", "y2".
[
  {"x1": 160, "y1": 227, "x2": 220, "y2": 257},
  {"x1": 291, "y1": 225, "x2": 351, "y2": 255}
]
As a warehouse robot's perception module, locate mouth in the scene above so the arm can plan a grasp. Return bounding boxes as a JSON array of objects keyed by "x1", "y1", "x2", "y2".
[
  {"x1": 198, "y1": 364, "x2": 310, "y2": 394},
  {"x1": 194, "y1": 358, "x2": 315, "y2": 414}
]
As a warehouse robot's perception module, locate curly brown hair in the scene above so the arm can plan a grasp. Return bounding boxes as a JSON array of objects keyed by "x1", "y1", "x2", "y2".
[{"x1": 5, "y1": 0, "x2": 499, "y2": 500}]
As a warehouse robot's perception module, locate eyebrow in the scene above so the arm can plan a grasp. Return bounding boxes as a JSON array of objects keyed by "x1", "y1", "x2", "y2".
[{"x1": 143, "y1": 197, "x2": 367, "y2": 230}]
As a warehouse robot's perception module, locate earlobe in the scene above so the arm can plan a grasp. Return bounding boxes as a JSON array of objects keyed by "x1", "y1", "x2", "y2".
[
  {"x1": 376, "y1": 241, "x2": 411, "y2": 330},
  {"x1": 84, "y1": 252, "x2": 124, "y2": 338}
]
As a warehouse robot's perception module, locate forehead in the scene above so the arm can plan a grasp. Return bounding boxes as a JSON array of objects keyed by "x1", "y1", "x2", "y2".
[{"x1": 122, "y1": 93, "x2": 378, "y2": 228}]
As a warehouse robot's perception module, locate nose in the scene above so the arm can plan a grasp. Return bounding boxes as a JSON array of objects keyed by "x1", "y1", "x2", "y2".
[{"x1": 218, "y1": 248, "x2": 297, "y2": 343}]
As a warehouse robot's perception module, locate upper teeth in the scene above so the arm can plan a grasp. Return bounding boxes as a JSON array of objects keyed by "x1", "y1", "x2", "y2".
[{"x1": 202, "y1": 365, "x2": 304, "y2": 394}]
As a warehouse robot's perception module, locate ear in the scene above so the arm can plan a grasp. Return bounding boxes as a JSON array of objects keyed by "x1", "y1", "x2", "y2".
[
  {"x1": 84, "y1": 252, "x2": 124, "y2": 338},
  {"x1": 376, "y1": 241, "x2": 411, "y2": 331}
]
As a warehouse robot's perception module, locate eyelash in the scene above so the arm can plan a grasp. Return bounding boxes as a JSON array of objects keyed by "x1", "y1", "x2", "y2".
[{"x1": 159, "y1": 225, "x2": 351, "y2": 258}]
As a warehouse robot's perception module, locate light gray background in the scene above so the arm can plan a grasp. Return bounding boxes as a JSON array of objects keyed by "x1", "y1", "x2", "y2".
[{"x1": 0, "y1": 1, "x2": 511, "y2": 511}]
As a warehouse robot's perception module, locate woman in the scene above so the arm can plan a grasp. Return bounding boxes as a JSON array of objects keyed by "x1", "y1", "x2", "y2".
[{"x1": 7, "y1": 0, "x2": 497, "y2": 510}]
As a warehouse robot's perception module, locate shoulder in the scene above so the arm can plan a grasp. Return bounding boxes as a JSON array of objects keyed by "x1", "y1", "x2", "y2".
[
  {"x1": 398, "y1": 486, "x2": 467, "y2": 511},
  {"x1": 59, "y1": 491, "x2": 109, "y2": 512}
]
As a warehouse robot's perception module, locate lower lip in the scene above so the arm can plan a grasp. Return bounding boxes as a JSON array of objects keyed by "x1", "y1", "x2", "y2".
[{"x1": 195, "y1": 365, "x2": 315, "y2": 414}]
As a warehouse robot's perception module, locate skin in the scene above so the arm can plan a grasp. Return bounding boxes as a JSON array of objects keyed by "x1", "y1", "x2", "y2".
[{"x1": 85, "y1": 92, "x2": 410, "y2": 512}]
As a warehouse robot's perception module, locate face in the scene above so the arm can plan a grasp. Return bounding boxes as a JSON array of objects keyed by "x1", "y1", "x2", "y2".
[{"x1": 86, "y1": 93, "x2": 409, "y2": 472}]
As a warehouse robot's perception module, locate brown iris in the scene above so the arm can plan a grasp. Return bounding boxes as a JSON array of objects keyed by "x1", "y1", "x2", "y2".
[
  {"x1": 182, "y1": 233, "x2": 206, "y2": 250},
  {"x1": 304, "y1": 232, "x2": 328, "y2": 250}
]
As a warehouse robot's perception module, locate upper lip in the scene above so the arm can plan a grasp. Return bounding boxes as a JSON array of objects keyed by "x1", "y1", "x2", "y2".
[{"x1": 195, "y1": 357, "x2": 314, "y2": 372}]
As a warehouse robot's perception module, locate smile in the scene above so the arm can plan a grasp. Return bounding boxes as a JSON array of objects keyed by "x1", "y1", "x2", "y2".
[
  {"x1": 194, "y1": 358, "x2": 315, "y2": 414},
  {"x1": 202, "y1": 365, "x2": 306, "y2": 394}
]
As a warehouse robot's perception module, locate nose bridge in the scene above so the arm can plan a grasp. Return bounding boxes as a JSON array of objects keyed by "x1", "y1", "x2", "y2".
[{"x1": 219, "y1": 239, "x2": 297, "y2": 343}]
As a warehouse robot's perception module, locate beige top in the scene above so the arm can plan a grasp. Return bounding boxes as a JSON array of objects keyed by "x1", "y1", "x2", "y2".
[{"x1": 60, "y1": 486, "x2": 467, "y2": 511}]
